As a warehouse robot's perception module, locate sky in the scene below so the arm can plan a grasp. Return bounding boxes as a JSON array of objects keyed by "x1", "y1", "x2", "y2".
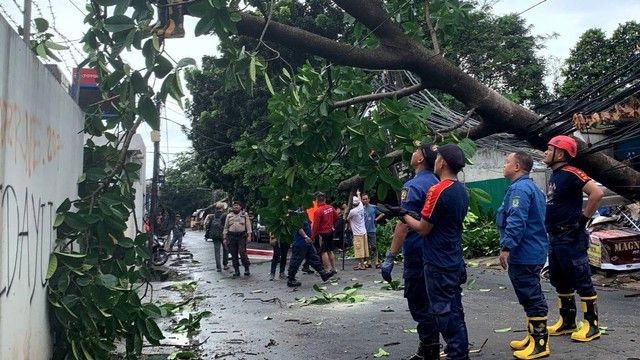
[{"x1": 2, "y1": 0, "x2": 639, "y2": 179}]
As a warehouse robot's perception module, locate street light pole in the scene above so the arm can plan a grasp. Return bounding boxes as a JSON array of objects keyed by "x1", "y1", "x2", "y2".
[{"x1": 148, "y1": 130, "x2": 161, "y2": 255}]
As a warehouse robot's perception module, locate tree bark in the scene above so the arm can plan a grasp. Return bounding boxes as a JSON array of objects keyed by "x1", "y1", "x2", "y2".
[{"x1": 234, "y1": 1, "x2": 640, "y2": 200}]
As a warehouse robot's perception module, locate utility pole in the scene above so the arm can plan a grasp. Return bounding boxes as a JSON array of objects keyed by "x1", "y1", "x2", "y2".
[
  {"x1": 23, "y1": 0, "x2": 31, "y2": 46},
  {"x1": 148, "y1": 130, "x2": 161, "y2": 254}
]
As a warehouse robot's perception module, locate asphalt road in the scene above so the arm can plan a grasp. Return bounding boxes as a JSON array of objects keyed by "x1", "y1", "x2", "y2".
[{"x1": 149, "y1": 230, "x2": 640, "y2": 360}]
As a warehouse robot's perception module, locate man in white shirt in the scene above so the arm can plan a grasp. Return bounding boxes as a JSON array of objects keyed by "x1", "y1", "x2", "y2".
[{"x1": 348, "y1": 190, "x2": 368, "y2": 270}]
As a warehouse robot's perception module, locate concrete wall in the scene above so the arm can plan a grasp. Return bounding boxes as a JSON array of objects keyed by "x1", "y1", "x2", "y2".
[{"x1": 0, "y1": 16, "x2": 85, "y2": 359}]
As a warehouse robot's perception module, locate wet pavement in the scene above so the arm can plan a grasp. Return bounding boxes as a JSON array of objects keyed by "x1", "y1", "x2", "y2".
[{"x1": 146, "y1": 230, "x2": 640, "y2": 360}]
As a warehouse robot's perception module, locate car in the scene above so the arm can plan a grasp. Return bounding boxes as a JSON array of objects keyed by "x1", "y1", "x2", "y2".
[{"x1": 252, "y1": 215, "x2": 270, "y2": 243}]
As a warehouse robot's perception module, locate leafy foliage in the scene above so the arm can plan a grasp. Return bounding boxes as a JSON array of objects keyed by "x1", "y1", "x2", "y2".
[
  {"x1": 20, "y1": 17, "x2": 69, "y2": 61},
  {"x1": 461, "y1": 210, "x2": 500, "y2": 258},
  {"x1": 561, "y1": 21, "x2": 640, "y2": 95},
  {"x1": 297, "y1": 283, "x2": 366, "y2": 304},
  {"x1": 159, "y1": 153, "x2": 212, "y2": 218}
]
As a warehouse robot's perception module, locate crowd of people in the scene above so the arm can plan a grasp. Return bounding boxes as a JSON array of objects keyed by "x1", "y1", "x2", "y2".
[{"x1": 180, "y1": 135, "x2": 602, "y2": 360}]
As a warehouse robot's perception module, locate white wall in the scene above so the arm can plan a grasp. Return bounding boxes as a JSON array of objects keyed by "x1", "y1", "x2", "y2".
[{"x1": 0, "y1": 17, "x2": 84, "y2": 360}]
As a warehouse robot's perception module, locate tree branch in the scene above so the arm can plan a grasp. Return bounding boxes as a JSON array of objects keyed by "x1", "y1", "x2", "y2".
[
  {"x1": 330, "y1": 83, "x2": 426, "y2": 109},
  {"x1": 433, "y1": 107, "x2": 475, "y2": 141},
  {"x1": 424, "y1": 0, "x2": 440, "y2": 54},
  {"x1": 237, "y1": 12, "x2": 407, "y2": 70}
]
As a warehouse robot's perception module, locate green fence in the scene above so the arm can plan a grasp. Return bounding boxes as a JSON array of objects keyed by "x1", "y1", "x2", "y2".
[{"x1": 466, "y1": 177, "x2": 511, "y2": 213}]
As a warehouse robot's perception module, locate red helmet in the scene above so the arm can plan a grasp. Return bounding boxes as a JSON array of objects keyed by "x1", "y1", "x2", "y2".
[{"x1": 548, "y1": 135, "x2": 577, "y2": 158}]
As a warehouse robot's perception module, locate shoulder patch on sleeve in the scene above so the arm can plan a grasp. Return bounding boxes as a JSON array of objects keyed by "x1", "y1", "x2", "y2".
[
  {"x1": 400, "y1": 187, "x2": 409, "y2": 202},
  {"x1": 511, "y1": 196, "x2": 520, "y2": 208},
  {"x1": 561, "y1": 166, "x2": 591, "y2": 182}
]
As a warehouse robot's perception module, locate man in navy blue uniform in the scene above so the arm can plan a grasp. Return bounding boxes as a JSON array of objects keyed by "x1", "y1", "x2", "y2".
[
  {"x1": 286, "y1": 209, "x2": 335, "y2": 287},
  {"x1": 381, "y1": 143, "x2": 439, "y2": 360},
  {"x1": 543, "y1": 135, "x2": 603, "y2": 343},
  {"x1": 497, "y1": 152, "x2": 549, "y2": 359},
  {"x1": 399, "y1": 143, "x2": 470, "y2": 360}
]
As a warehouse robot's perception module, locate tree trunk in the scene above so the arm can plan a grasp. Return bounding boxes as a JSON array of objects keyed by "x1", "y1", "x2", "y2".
[{"x1": 234, "y1": 0, "x2": 640, "y2": 200}]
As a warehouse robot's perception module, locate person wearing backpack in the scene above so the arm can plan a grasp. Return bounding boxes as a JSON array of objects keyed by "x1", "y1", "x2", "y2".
[{"x1": 206, "y1": 203, "x2": 228, "y2": 272}]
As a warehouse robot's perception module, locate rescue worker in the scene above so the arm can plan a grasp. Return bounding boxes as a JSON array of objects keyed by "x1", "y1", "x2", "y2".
[
  {"x1": 223, "y1": 201, "x2": 252, "y2": 277},
  {"x1": 544, "y1": 135, "x2": 604, "y2": 342},
  {"x1": 287, "y1": 208, "x2": 335, "y2": 287},
  {"x1": 497, "y1": 152, "x2": 549, "y2": 359},
  {"x1": 381, "y1": 143, "x2": 439, "y2": 360},
  {"x1": 382, "y1": 144, "x2": 470, "y2": 360}
]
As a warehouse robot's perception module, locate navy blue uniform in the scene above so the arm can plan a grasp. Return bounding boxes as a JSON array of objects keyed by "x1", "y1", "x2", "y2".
[
  {"x1": 420, "y1": 179, "x2": 469, "y2": 360},
  {"x1": 288, "y1": 218, "x2": 324, "y2": 277},
  {"x1": 545, "y1": 165, "x2": 596, "y2": 297},
  {"x1": 497, "y1": 175, "x2": 548, "y2": 317},
  {"x1": 400, "y1": 170, "x2": 439, "y2": 345}
]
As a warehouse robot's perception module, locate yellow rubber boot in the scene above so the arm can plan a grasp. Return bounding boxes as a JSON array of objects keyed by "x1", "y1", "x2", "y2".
[
  {"x1": 571, "y1": 295, "x2": 601, "y2": 342},
  {"x1": 513, "y1": 317, "x2": 550, "y2": 360},
  {"x1": 510, "y1": 319, "x2": 531, "y2": 350},
  {"x1": 548, "y1": 293, "x2": 577, "y2": 336}
]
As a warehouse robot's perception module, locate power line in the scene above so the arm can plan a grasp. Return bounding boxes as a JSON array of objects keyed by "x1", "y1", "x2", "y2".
[{"x1": 67, "y1": 0, "x2": 85, "y2": 16}]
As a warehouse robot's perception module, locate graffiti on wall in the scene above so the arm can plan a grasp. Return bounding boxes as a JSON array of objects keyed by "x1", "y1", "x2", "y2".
[
  {"x1": 0, "y1": 99, "x2": 64, "y2": 177},
  {"x1": 0, "y1": 184, "x2": 56, "y2": 303}
]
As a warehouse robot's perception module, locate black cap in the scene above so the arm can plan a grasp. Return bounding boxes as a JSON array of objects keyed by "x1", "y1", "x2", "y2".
[
  {"x1": 418, "y1": 143, "x2": 439, "y2": 168},
  {"x1": 314, "y1": 191, "x2": 326, "y2": 198},
  {"x1": 438, "y1": 144, "x2": 465, "y2": 171}
]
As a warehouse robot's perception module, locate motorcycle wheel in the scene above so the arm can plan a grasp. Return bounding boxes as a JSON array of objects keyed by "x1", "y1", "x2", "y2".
[{"x1": 151, "y1": 249, "x2": 169, "y2": 266}]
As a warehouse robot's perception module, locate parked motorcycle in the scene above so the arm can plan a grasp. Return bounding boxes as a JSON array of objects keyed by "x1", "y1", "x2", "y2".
[{"x1": 151, "y1": 235, "x2": 169, "y2": 266}]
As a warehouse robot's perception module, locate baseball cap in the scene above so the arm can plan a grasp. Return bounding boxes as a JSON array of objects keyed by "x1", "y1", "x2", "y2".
[
  {"x1": 352, "y1": 196, "x2": 360, "y2": 205},
  {"x1": 438, "y1": 144, "x2": 465, "y2": 171},
  {"x1": 418, "y1": 143, "x2": 439, "y2": 168}
]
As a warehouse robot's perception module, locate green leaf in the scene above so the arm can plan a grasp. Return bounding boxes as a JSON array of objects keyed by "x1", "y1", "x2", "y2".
[
  {"x1": 34, "y1": 18, "x2": 49, "y2": 32},
  {"x1": 53, "y1": 213, "x2": 64, "y2": 227},
  {"x1": 176, "y1": 57, "x2": 197, "y2": 68},
  {"x1": 249, "y1": 56, "x2": 257, "y2": 82},
  {"x1": 137, "y1": 96, "x2": 159, "y2": 130},
  {"x1": 466, "y1": 278, "x2": 476, "y2": 290},
  {"x1": 194, "y1": 16, "x2": 216, "y2": 37},
  {"x1": 103, "y1": 15, "x2": 135, "y2": 33},
  {"x1": 46, "y1": 254, "x2": 58, "y2": 279},
  {"x1": 229, "y1": 12, "x2": 242, "y2": 22},
  {"x1": 494, "y1": 327, "x2": 512, "y2": 333},
  {"x1": 35, "y1": 43, "x2": 47, "y2": 58},
  {"x1": 264, "y1": 72, "x2": 275, "y2": 95},
  {"x1": 153, "y1": 55, "x2": 173, "y2": 79},
  {"x1": 373, "y1": 348, "x2": 389, "y2": 358},
  {"x1": 43, "y1": 40, "x2": 68, "y2": 51}
]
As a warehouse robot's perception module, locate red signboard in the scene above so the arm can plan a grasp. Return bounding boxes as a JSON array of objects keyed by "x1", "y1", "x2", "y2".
[
  {"x1": 72, "y1": 68, "x2": 98, "y2": 85},
  {"x1": 589, "y1": 229, "x2": 640, "y2": 271}
]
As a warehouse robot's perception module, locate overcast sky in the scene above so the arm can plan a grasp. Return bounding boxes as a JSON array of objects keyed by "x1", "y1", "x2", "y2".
[{"x1": 2, "y1": 0, "x2": 639, "y2": 179}]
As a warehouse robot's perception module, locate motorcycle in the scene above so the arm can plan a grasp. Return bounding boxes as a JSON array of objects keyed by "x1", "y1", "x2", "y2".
[{"x1": 151, "y1": 235, "x2": 169, "y2": 266}]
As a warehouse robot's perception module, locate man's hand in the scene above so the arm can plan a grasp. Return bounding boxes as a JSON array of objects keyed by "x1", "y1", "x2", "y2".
[
  {"x1": 381, "y1": 251, "x2": 395, "y2": 282},
  {"x1": 569, "y1": 214, "x2": 590, "y2": 238},
  {"x1": 247, "y1": 236, "x2": 252, "y2": 244},
  {"x1": 223, "y1": 239, "x2": 228, "y2": 246},
  {"x1": 499, "y1": 250, "x2": 509, "y2": 270},
  {"x1": 377, "y1": 204, "x2": 421, "y2": 222}
]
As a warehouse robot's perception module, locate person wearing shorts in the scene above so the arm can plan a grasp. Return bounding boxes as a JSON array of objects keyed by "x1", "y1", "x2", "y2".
[
  {"x1": 348, "y1": 191, "x2": 368, "y2": 270},
  {"x1": 311, "y1": 192, "x2": 340, "y2": 273}
]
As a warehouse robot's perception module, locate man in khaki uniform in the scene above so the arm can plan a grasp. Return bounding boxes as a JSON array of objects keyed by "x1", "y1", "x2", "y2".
[{"x1": 223, "y1": 201, "x2": 252, "y2": 277}]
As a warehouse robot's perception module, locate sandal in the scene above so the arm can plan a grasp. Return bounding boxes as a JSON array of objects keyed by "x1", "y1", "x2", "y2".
[
  {"x1": 353, "y1": 265, "x2": 366, "y2": 270},
  {"x1": 365, "y1": 264, "x2": 372, "y2": 268},
  {"x1": 375, "y1": 264, "x2": 381, "y2": 269}
]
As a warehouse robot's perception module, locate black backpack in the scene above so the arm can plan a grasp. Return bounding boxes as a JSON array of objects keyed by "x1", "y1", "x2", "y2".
[{"x1": 207, "y1": 213, "x2": 224, "y2": 241}]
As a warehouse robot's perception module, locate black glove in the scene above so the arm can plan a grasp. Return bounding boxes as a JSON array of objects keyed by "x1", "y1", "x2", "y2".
[
  {"x1": 377, "y1": 204, "x2": 421, "y2": 222},
  {"x1": 569, "y1": 215, "x2": 590, "y2": 238}
]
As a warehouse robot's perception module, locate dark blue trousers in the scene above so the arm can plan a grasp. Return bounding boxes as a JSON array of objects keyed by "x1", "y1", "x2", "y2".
[
  {"x1": 405, "y1": 276, "x2": 439, "y2": 344},
  {"x1": 508, "y1": 264, "x2": 548, "y2": 317},
  {"x1": 424, "y1": 264, "x2": 469, "y2": 360},
  {"x1": 549, "y1": 231, "x2": 596, "y2": 297},
  {"x1": 288, "y1": 245, "x2": 324, "y2": 278},
  {"x1": 270, "y1": 242, "x2": 291, "y2": 274}
]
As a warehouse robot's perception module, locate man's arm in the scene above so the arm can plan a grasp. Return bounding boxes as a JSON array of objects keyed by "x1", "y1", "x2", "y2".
[
  {"x1": 582, "y1": 181, "x2": 604, "y2": 218},
  {"x1": 374, "y1": 207, "x2": 385, "y2": 222},
  {"x1": 403, "y1": 216, "x2": 434, "y2": 236},
  {"x1": 246, "y1": 214, "x2": 252, "y2": 241}
]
